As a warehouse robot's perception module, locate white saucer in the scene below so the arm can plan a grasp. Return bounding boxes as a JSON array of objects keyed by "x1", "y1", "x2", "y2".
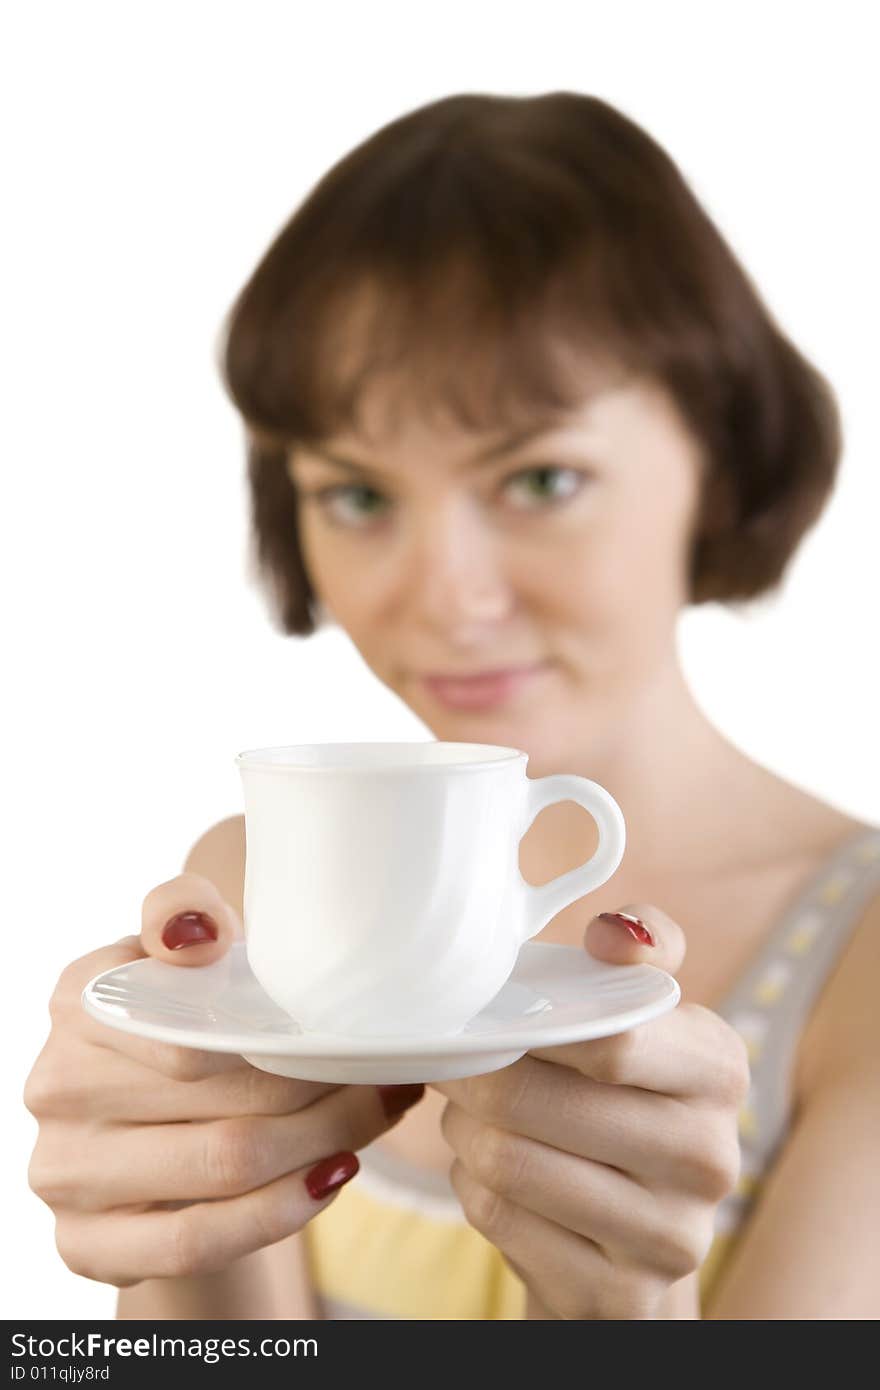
[{"x1": 82, "y1": 941, "x2": 680, "y2": 1084}]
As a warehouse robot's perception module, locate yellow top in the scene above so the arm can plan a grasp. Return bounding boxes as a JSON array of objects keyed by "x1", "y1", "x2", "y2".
[
  {"x1": 303, "y1": 829, "x2": 880, "y2": 1319},
  {"x1": 303, "y1": 1127, "x2": 759, "y2": 1318},
  {"x1": 308, "y1": 1179, "x2": 530, "y2": 1320}
]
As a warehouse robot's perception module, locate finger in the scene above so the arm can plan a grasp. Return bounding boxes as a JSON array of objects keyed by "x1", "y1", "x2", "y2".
[
  {"x1": 526, "y1": 1001, "x2": 750, "y2": 1103},
  {"x1": 449, "y1": 1161, "x2": 650, "y2": 1321},
  {"x1": 54, "y1": 1154, "x2": 360, "y2": 1287},
  {"x1": 27, "y1": 1037, "x2": 338, "y2": 1123},
  {"x1": 442, "y1": 1102, "x2": 705, "y2": 1282},
  {"x1": 582, "y1": 902, "x2": 686, "y2": 976},
  {"x1": 140, "y1": 873, "x2": 241, "y2": 967},
  {"x1": 36, "y1": 1081, "x2": 424, "y2": 1211},
  {"x1": 79, "y1": 1013, "x2": 249, "y2": 1080},
  {"x1": 113, "y1": 872, "x2": 240, "y2": 1062},
  {"x1": 432, "y1": 1051, "x2": 740, "y2": 1192}
]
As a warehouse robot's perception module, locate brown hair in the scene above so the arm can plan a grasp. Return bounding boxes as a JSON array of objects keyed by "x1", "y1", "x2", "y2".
[{"x1": 218, "y1": 91, "x2": 842, "y2": 635}]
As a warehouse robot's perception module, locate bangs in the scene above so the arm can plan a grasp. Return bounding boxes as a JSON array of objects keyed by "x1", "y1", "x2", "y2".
[
  {"x1": 293, "y1": 265, "x2": 634, "y2": 445},
  {"x1": 219, "y1": 128, "x2": 664, "y2": 450}
]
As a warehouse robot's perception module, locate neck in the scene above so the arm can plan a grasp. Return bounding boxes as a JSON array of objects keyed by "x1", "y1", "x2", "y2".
[{"x1": 526, "y1": 650, "x2": 788, "y2": 878}]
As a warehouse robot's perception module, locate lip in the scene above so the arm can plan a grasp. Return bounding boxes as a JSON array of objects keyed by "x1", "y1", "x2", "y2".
[{"x1": 420, "y1": 662, "x2": 551, "y2": 710}]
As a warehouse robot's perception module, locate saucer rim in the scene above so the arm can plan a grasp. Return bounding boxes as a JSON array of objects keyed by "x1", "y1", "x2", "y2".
[{"x1": 82, "y1": 940, "x2": 680, "y2": 1059}]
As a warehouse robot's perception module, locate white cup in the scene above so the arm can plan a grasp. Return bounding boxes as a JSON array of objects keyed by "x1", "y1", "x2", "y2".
[{"x1": 235, "y1": 741, "x2": 625, "y2": 1039}]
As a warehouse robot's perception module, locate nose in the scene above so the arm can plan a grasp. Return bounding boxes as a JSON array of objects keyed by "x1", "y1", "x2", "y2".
[{"x1": 404, "y1": 500, "x2": 513, "y2": 638}]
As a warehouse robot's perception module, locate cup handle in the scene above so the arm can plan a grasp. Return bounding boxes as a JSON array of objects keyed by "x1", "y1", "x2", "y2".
[{"x1": 516, "y1": 775, "x2": 626, "y2": 944}]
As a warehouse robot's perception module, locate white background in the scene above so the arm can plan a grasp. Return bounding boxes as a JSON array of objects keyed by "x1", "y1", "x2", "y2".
[{"x1": 3, "y1": 1, "x2": 877, "y2": 1318}]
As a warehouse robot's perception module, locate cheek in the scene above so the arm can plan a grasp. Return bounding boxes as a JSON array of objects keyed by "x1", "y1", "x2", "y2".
[
  {"x1": 297, "y1": 519, "x2": 369, "y2": 620},
  {"x1": 547, "y1": 494, "x2": 693, "y2": 629},
  {"x1": 609, "y1": 476, "x2": 695, "y2": 594}
]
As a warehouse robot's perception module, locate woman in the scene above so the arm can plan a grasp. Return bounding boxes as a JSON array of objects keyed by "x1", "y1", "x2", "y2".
[{"x1": 24, "y1": 92, "x2": 880, "y2": 1320}]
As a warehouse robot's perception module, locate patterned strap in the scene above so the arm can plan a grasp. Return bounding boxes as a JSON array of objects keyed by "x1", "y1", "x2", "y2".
[{"x1": 714, "y1": 826, "x2": 880, "y2": 1233}]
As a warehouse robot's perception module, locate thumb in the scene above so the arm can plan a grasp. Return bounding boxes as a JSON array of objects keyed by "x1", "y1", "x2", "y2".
[
  {"x1": 583, "y1": 903, "x2": 686, "y2": 977},
  {"x1": 138, "y1": 872, "x2": 242, "y2": 967}
]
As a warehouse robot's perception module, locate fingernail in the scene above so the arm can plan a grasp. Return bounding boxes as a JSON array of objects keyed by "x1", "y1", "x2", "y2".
[
  {"x1": 597, "y1": 912, "x2": 655, "y2": 946},
  {"x1": 305, "y1": 1151, "x2": 360, "y2": 1200},
  {"x1": 377, "y1": 1083, "x2": 425, "y2": 1119},
  {"x1": 162, "y1": 911, "x2": 219, "y2": 950}
]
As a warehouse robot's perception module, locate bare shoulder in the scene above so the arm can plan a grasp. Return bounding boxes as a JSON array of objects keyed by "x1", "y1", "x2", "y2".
[
  {"x1": 796, "y1": 881, "x2": 880, "y2": 1101},
  {"x1": 182, "y1": 814, "x2": 246, "y2": 919}
]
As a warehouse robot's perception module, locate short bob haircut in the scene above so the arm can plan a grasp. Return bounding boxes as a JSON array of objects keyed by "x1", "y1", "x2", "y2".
[{"x1": 218, "y1": 91, "x2": 841, "y2": 636}]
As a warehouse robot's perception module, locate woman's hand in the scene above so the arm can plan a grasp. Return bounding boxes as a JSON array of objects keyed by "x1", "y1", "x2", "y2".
[
  {"x1": 23, "y1": 873, "x2": 424, "y2": 1289},
  {"x1": 431, "y1": 905, "x2": 749, "y2": 1320}
]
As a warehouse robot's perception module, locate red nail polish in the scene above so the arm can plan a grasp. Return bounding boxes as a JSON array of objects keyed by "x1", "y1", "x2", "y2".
[
  {"x1": 162, "y1": 911, "x2": 219, "y2": 950},
  {"x1": 377, "y1": 1083, "x2": 425, "y2": 1119},
  {"x1": 305, "y1": 1151, "x2": 360, "y2": 1200},
  {"x1": 597, "y1": 912, "x2": 655, "y2": 946}
]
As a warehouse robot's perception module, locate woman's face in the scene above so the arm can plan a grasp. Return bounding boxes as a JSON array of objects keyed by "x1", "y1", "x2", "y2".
[{"x1": 286, "y1": 369, "x2": 706, "y2": 767}]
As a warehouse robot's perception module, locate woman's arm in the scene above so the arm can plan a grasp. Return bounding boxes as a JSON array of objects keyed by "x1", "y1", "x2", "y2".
[
  {"x1": 704, "y1": 893, "x2": 880, "y2": 1319},
  {"x1": 525, "y1": 1275, "x2": 700, "y2": 1318}
]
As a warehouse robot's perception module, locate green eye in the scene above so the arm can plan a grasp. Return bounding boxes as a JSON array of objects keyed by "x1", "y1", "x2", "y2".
[
  {"x1": 505, "y1": 466, "x2": 584, "y2": 507},
  {"x1": 302, "y1": 465, "x2": 586, "y2": 529},
  {"x1": 335, "y1": 486, "x2": 385, "y2": 515},
  {"x1": 310, "y1": 485, "x2": 389, "y2": 525}
]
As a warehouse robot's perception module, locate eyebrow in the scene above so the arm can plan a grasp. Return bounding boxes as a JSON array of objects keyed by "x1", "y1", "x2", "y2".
[{"x1": 294, "y1": 421, "x2": 564, "y2": 481}]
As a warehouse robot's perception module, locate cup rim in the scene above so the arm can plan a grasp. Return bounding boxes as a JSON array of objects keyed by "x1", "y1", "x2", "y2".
[{"x1": 234, "y1": 741, "x2": 528, "y2": 773}]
